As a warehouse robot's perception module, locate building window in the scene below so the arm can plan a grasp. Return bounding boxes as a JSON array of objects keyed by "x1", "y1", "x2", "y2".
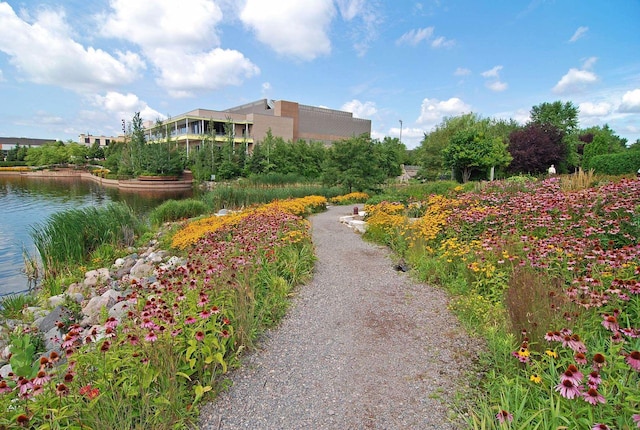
[
  {"x1": 84, "y1": 137, "x2": 90, "y2": 143},
  {"x1": 105, "y1": 139, "x2": 110, "y2": 145},
  {"x1": 95, "y1": 139, "x2": 100, "y2": 145}
]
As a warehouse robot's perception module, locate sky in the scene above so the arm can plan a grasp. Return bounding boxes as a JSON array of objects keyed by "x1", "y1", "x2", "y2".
[{"x1": 0, "y1": 1, "x2": 639, "y2": 150}]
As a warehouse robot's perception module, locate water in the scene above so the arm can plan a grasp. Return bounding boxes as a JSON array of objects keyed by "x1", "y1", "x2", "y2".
[{"x1": 0, "y1": 175, "x2": 192, "y2": 297}]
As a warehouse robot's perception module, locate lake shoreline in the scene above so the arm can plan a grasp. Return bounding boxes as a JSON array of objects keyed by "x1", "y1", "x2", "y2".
[{"x1": 0, "y1": 168, "x2": 194, "y2": 192}]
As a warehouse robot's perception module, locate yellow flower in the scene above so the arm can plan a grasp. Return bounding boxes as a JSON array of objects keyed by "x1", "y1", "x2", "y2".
[
  {"x1": 545, "y1": 350, "x2": 558, "y2": 359},
  {"x1": 517, "y1": 347, "x2": 530, "y2": 358},
  {"x1": 529, "y1": 374, "x2": 542, "y2": 384}
]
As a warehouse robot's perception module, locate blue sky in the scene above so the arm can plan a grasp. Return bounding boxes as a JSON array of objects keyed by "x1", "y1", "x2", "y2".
[{"x1": 0, "y1": 0, "x2": 639, "y2": 149}]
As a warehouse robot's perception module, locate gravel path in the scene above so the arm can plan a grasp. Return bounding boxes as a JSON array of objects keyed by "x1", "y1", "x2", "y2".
[{"x1": 199, "y1": 205, "x2": 481, "y2": 430}]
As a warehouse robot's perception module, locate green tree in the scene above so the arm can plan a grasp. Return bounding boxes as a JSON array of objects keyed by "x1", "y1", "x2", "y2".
[
  {"x1": 374, "y1": 137, "x2": 405, "y2": 178},
  {"x1": 530, "y1": 101, "x2": 579, "y2": 135},
  {"x1": 322, "y1": 135, "x2": 386, "y2": 192},
  {"x1": 416, "y1": 113, "x2": 486, "y2": 180},
  {"x1": 443, "y1": 130, "x2": 511, "y2": 183},
  {"x1": 582, "y1": 124, "x2": 627, "y2": 169}
]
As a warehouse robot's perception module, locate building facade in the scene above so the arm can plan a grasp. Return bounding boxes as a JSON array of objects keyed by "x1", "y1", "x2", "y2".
[
  {"x1": 144, "y1": 99, "x2": 372, "y2": 156},
  {"x1": 77, "y1": 134, "x2": 125, "y2": 147}
]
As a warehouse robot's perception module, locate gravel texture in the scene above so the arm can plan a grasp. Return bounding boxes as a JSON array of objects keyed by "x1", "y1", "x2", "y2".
[{"x1": 199, "y1": 205, "x2": 481, "y2": 430}]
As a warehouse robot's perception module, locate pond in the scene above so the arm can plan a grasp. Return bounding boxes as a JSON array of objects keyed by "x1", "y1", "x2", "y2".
[{"x1": 0, "y1": 175, "x2": 192, "y2": 297}]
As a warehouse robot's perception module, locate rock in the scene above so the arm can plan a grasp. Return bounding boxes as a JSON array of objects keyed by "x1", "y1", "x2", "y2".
[
  {"x1": 66, "y1": 292, "x2": 84, "y2": 303},
  {"x1": 0, "y1": 364, "x2": 12, "y2": 378},
  {"x1": 66, "y1": 282, "x2": 87, "y2": 296},
  {"x1": 130, "y1": 260, "x2": 154, "y2": 279},
  {"x1": 36, "y1": 305, "x2": 71, "y2": 334},
  {"x1": 84, "y1": 268, "x2": 111, "y2": 288},
  {"x1": 114, "y1": 257, "x2": 126, "y2": 268},
  {"x1": 111, "y1": 256, "x2": 137, "y2": 279},
  {"x1": 48, "y1": 294, "x2": 65, "y2": 308},
  {"x1": 44, "y1": 326, "x2": 63, "y2": 352},
  {"x1": 81, "y1": 295, "x2": 117, "y2": 326},
  {"x1": 108, "y1": 301, "x2": 132, "y2": 320}
]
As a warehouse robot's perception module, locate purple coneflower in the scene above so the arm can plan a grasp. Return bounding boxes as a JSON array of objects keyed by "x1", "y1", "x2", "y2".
[
  {"x1": 626, "y1": 351, "x2": 640, "y2": 371},
  {"x1": 555, "y1": 379, "x2": 582, "y2": 399},
  {"x1": 32, "y1": 370, "x2": 51, "y2": 387},
  {"x1": 145, "y1": 331, "x2": 158, "y2": 342},
  {"x1": 574, "y1": 352, "x2": 588, "y2": 365},
  {"x1": 592, "y1": 424, "x2": 610, "y2": 430},
  {"x1": 592, "y1": 353, "x2": 606, "y2": 370},
  {"x1": 495, "y1": 410, "x2": 513, "y2": 424},
  {"x1": 632, "y1": 413, "x2": 640, "y2": 428},
  {"x1": 195, "y1": 331, "x2": 205, "y2": 341},
  {"x1": 582, "y1": 388, "x2": 606, "y2": 405},
  {"x1": 588, "y1": 371, "x2": 601, "y2": 388},
  {"x1": 184, "y1": 316, "x2": 197, "y2": 325}
]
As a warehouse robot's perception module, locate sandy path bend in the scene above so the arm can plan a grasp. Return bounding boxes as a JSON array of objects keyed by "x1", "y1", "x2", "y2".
[{"x1": 199, "y1": 205, "x2": 479, "y2": 430}]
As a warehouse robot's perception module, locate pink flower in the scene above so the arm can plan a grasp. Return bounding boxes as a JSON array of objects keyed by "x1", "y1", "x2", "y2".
[
  {"x1": 601, "y1": 315, "x2": 619, "y2": 331},
  {"x1": 195, "y1": 331, "x2": 205, "y2": 341},
  {"x1": 145, "y1": 331, "x2": 158, "y2": 342},
  {"x1": 199, "y1": 309, "x2": 211, "y2": 319},
  {"x1": 582, "y1": 388, "x2": 606, "y2": 405},
  {"x1": 104, "y1": 317, "x2": 119, "y2": 329},
  {"x1": 592, "y1": 424, "x2": 610, "y2": 430},
  {"x1": 588, "y1": 371, "x2": 601, "y2": 388},
  {"x1": 555, "y1": 379, "x2": 582, "y2": 399},
  {"x1": 495, "y1": 410, "x2": 513, "y2": 424},
  {"x1": 632, "y1": 413, "x2": 640, "y2": 428},
  {"x1": 32, "y1": 370, "x2": 51, "y2": 387},
  {"x1": 574, "y1": 353, "x2": 588, "y2": 365},
  {"x1": 184, "y1": 316, "x2": 197, "y2": 325},
  {"x1": 561, "y1": 365, "x2": 583, "y2": 385},
  {"x1": 626, "y1": 351, "x2": 640, "y2": 371}
]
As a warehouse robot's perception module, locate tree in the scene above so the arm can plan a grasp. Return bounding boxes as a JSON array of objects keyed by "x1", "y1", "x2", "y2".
[
  {"x1": 529, "y1": 101, "x2": 581, "y2": 171},
  {"x1": 443, "y1": 130, "x2": 511, "y2": 183},
  {"x1": 375, "y1": 137, "x2": 405, "y2": 178},
  {"x1": 322, "y1": 135, "x2": 386, "y2": 192},
  {"x1": 416, "y1": 113, "x2": 485, "y2": 180},
  {"x1": 530, "y1": 101, "x2": 579, "y2": 135},
  {"x1": 507, "y1": 123, "x2": 566, "y2": 174},
  {"x1": 581, "y1": 124, "x2": 627, "y2": 169}
]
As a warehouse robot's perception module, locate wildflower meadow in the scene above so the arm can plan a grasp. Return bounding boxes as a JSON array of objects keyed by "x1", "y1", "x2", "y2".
[
  {"x1": 364, "y1": 175, "x2": 640, "y2": 429},
  {"x1": 0, "y1": 196, "x2": 325, "y2": 429}
]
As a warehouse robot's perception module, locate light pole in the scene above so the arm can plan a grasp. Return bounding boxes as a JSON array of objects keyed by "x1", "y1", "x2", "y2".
[{"x1": 399, "y1": 119, "x2": 403, "y2": 144}]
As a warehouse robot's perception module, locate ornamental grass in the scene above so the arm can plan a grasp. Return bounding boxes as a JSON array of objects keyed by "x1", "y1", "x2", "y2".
[{"x1": 363, "y1": 175, "x2": 640, "y2": 429}]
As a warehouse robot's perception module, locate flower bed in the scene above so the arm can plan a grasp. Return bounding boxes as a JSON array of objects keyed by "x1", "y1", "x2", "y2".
[
  {"x1": 362, "y1": 176, "x2": 640, "y2": 429},
  {"x1": 0, "y1": 196, "x2": 323, "y2": 429}
]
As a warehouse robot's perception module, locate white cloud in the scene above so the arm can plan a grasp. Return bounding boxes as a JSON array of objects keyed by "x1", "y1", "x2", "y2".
[
  {"x1": 569, "y1": 26, "x2": 589, "y2": 43},
  {"x1": 240, "y1": 0, "x2": 335, "y2": 61},
  {"x1": 431, "y1": 36, "x2": 455, "y2": 48},
  {"x1": 101, "y1": 0, "x2": 223, "y2": 49},
  {"x1": 387, "y1": 126, "x2": 424, "y2": 149},
  {"x1": 0, "y1": 3, "x2": 144, "y2": 92},
  {"x1": 416, "y1": 97, "x2": 471, "y2": 128},
  {"x1": 486, "y1": 81, "x2": 508, "y2": 92},
  {"x1": 91, "y1": 91, "x2": 165, "y2": 123},
  {"x1": 397, "y1": 27, "x2": 434, "y2": 45},
  {"x1": 582, "y1": 56, "x2": 597, "y2": 70},
  {"x1": 481, "y1": 65, "x2": 507, "y2": 92},
  {"x1": 99, "y1": 0, "x2": 258, "y2": 95},
  {"x1": 579, "y1": 101, "x2": 612, "y2": 116},
  {"x1": 0, "y1": 69, "x2": 4, "y2": 82},
  {"x1": 341, "y1": 99, "x2": 377, "y2": 118},
  {"x1": 396, "y1": 27, "x2": 454, "y2": 48},
  {"x1": 454, "y1": 67, "x2": 471, "y2": 76},
  {"x1": 619, "y1": 89, "x2": 640, "y2": 113},
  {"x1": 481, "y1": 65, "x2": 503, "y2": 78},
  {"x1": 335, "y1": 0, "x2": 365, "y2": 20},
  {"x1": 152, "y1": 49, "x2": 259, "y2": 97},
  {"x1": 552, "y1": 68, "x2": 598, "y2": 94}
]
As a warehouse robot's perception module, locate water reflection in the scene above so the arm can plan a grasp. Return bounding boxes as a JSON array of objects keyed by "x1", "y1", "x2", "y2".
[{"x1": 0, "y1": 175, "x2": 193, "y2": 297}]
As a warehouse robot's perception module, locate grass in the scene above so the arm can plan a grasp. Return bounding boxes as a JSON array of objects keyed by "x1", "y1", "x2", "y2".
[
  {"x1": 148, "y1": 198, "x2": 209, "y2": 226},
  {"x1": 30, "y1": 202, "x2": 145, "y2": 280},
  {"x1": 0, "y1": 293, "x2": 39, "y2": 320}
]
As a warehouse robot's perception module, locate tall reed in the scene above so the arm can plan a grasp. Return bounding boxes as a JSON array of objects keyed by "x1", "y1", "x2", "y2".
[
  {"x1": 30, "y1": 202, "x2": 144, "y2": 278},
  {"x1": 149, "y1": 198, "x2": 208, "y2": 226}
]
